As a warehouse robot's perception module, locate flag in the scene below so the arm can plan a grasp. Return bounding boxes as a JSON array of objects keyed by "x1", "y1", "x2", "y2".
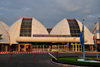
[
  {"x1": 80, "y1": 24, "x2": 85, "y2": 60},
  {"x1": 80, "y1": 25, "x2": 84, "y2": 46},
  {"x1": 93, "y1": 35, "x2": 95, "y2": 40}
]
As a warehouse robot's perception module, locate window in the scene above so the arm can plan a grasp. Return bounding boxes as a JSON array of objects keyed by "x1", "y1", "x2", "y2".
[
  {"x1": 47, "y1": 28, "x2": 52, "y2": 33},
  {"x1": 20, "y1": 18, "x2": 32, "y2": 37},
  {"x1": 67, "y1": 19, "x2": 80, "y2": 37}
]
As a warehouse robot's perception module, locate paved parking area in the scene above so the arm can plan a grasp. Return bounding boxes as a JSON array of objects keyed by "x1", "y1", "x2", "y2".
[
  {"x1": 0, "y1": 52, "x2": 99, "y2": 67},
  {"x1": 0, "y1": 53, "x2": 64, "y2": 67}
]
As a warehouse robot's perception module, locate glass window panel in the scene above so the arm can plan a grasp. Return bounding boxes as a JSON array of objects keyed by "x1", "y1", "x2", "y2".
[
  {"x1": 20, "y1": 19, "x2": 32, "y2": 37},
  {"x1": 68, "y1": 19, "x2": 80, "y2": 37}
]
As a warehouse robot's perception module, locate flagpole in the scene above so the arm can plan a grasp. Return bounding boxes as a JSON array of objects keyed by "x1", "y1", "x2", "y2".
[
  {"x1": 82, "y1": 19, "x2": 85, "y2": 61},
  {"x1": 96, "y1": 17, "x2": 100, "y2": 58},
  {"x1": 83, "y1": 43, "x2": 85, "y2": 60},
  {"x1": 95, "y1": 31, "x2": 98, "y2": 58},
  {"x1": 94, "y1": 29, "x2": 98, "y2": 58}
]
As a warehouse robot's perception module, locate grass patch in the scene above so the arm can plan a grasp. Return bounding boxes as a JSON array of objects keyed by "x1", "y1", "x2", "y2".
[{"x1": 56, "y1": 57, "x2": 100, "y2": 67}]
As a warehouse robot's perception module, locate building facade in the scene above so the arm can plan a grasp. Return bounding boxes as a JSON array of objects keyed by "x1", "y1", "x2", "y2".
[{"x1": 0, "y1": 18, "x2": 94, "y2": 52}]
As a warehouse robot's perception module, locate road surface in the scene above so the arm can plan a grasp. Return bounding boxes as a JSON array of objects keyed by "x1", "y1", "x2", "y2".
[
  {"x1": 0, "y1": 52, "x2": 99, "y2": 67},
  {"x1": 0, "y1": 53, "x2": 64, "y2": 67}
]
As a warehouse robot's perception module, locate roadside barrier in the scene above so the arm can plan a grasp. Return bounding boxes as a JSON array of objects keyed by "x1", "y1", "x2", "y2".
[
  {"x1": 0, "y1": 51, "x2": 58, "y2": 63},
  {"x1": 0, "y1": 51, "x2": 57, "y2": 54},
  {"x1": 10, "y1": 51, "x2": 13, "y2": 63}
]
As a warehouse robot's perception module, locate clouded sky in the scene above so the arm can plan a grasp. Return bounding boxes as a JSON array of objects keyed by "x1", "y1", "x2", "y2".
[{"x1": 0, "y1": 0, "x2": 100, "y2": 31}]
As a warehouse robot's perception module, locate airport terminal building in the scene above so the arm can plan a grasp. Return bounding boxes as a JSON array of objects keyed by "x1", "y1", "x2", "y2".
[{"x1": 0, "y1": 18, "x2": 94, "y2": 52}]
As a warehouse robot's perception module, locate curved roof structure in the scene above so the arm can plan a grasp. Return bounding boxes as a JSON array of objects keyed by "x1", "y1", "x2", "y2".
[
  {"x1": 50, "y1": 19, "x2": 94, "y2": 44},
  {"x1": 50, "y1": 19, "x2": 70, "y2": 35},
  {"x1": 8, "y1": 18, "x2": 93, "y2": 45},
  {"x1": 32, "y1": 18, "x2": 48, "y2": 35},
  {"x1": 9, "y1": 18, "x2": 48, "y2": 44},
  {"x1": 0, "y1": 21, "x2": 9, "y2": 44},
  {"x1": 76, "y1": 19, "x2": 94, "y2": 44}
]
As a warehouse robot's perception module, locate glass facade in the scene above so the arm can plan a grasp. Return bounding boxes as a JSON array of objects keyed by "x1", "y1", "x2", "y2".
[
  {"x1": 67, "y1": 19, "x2": 80, "y2": 37},
  {"x1": 20, "y1": 18, "x2": 32, "y2": 37},
  {"x1": 47, "y1": 28, "x2": 52, "y2": 33},
  {"x1": 33, "y1": 34, "x2": 70, "y2": 37}
]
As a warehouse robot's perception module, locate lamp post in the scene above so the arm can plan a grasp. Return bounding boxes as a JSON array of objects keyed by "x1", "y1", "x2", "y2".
[
  {"x1": 82, "y1": 19, "x2": 85, "y2": 61},
  {"x1": 94, "y1": 25, "x2": 98, "y2": 58},
  {"x1": 94, "y1": 17, "x2": 100, "y2": 59},
  {"x1": 80, "y1": 19, "x2": 85, "y2": 61},
  {"x1": 96, "y1": 17, "x2": 100, "y2": 58}
]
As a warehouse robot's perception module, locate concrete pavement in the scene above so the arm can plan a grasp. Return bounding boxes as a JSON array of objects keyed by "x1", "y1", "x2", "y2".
[
  {"x1": 0, "y1": 52, "x2": 100, "y2": 67},
  {"x1": 0, "y1": 53, "x2": 64, "y2": 67}
]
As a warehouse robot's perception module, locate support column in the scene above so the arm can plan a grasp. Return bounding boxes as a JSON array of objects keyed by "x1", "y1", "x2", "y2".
[
  {"x1": 77, "y1": 44, "x2": 80, "y2": 51},
  {"x1": 92, "y1": 45, "x2": 94, "y2": 51},
  {"x1": 57, "y1": 45, "x2": 58, "y2": 51},
  {"x1": 64, "y1": 45, "x2": 65, "y2": 51},
  {"x1": 30, "y1": 45, "x2": 32, "y2": 52},
  {"x1": 51, "y1": 44, "x2": 52, "y2": 51},
  {"x1": 81, "y1": 45, "x2": 82, "y2": 51},
  {"x1": 79, "y1": 45, "x2": 81, "y2": 52},
  {"x1": 49, "y1": 45, "x2": 51, "y2": 51},
  {"x1": 24, "y1": 45, "x2": 26, "y2": 52},
  {"x1": 37, "y1": 45, "x2": 38, "y2": 52},
  {"x1": 18, "y1": 44, "x2": 20, "y2": 52},
  {"x1": 5, "y1": 45, "x2": 8, "y2": 52},
  {"x1": 58, "y1": 45, "x2": 59, "y2": 51},
  {"x1": 65, "y1": 45, "x2": 67, "y2": 51},
  {"x1": 64, "y1": 45, "x2": 66, "y2": 51},
  {"x1": 43, "y1": 45, "x2": 44, "y2": 51},
  {"x1": 8, "y1": 45, "x2": 11, "y2": 51},
  {"x1": 73, "y1": 45, "x2": 74, "y2": 52},
  {"x1": 1, "y1": 44, "x2": 3, "y2": 51},
  {"x1": 75, "y1": 45, "x2": 77, "y2": 52},
  {"x1": 16, "y1": 45, "x2": 17, "y2": 51}
]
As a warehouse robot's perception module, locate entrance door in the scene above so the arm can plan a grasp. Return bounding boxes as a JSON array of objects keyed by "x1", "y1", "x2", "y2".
[
  {"x1": 20, "y1": 45, "x2": 24, "y2": 52},
  {"x1": 26, "y1": 45, "x2": 30, "y2": 51}
]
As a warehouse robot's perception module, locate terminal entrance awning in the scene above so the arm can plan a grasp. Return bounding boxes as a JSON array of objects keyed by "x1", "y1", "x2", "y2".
[{"x1": 16, "y1": 37, "x2": 87, "y2": 43}]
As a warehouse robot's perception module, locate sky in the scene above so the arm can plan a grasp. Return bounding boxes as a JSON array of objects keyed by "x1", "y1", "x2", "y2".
[{"x1": 0, "y1": 0, "x2": 100, "y2": 31}]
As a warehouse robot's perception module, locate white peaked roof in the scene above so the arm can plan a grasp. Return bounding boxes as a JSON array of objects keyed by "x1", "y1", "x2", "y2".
[
  {"x1": 9, "y1": 18, "x2": 48, "y2": 45},
  {"x1": 50, "y1": 18, "x2": 70, "y2": 35},
  {"x1": 93, "y1": 22, "x2": 99, "y2": 31},
  {"x1": 8, "y1": 18, "x2": 93, "y2": 45},
  {"x1": 76, "y1": 19, "x2": 94, "y2": 44},
  {"x1": 32, "y1": 18, "x2": 48, "y2": 35},
  {"x1": 50, "y1": 18, "x2": 94, "y2": 44},
  {"x1": 0, "y1": 21, "x2": 9, "y2": 44},
  {"x1": 8, "y1": 18, "x2": 22, "y2": 45}
]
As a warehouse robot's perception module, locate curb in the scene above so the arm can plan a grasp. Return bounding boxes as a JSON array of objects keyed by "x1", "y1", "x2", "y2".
[
  {"x1": 50, "y1": 59, "x2": 67, "y2": 67},
  {"x1": 50, "y1": 59, "x2": 81, "y2": 67},
  {"x1": 50, "y1": 59, "x2": 87, "y2": 67}
]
